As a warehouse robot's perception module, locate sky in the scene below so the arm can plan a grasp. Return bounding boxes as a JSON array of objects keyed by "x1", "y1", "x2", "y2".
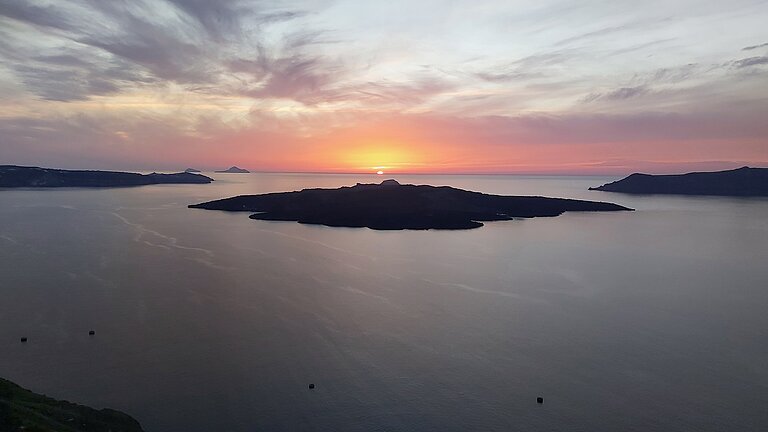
[{"x1": 0, "y1": 0, "x2": 767, "y2": 174}]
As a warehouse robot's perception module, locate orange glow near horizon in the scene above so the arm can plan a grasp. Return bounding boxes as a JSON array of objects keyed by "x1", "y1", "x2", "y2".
[
  {"x1": 331, "y1": 141, "x2": 430, "y2": 173},
  {"x1": 83, "y1": 112, "x2": 768, "y2": 175}
]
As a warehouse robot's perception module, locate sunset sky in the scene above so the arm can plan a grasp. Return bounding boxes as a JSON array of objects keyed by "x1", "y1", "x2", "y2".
[{"x1": 1, "y1": 0, "x2": 767, "y2": 174}]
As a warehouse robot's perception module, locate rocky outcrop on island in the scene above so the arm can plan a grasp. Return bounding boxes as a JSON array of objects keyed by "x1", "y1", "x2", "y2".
[
  {"x1": 184, "y1": 168, "x2": 202, "y2": 173},
  {"x1": 589, "y1": 167, "x2": 768, "y2": 196},
  {"x1": 0, "y1": 377, "x2": 144, "y2": 432},
  {"x1": 190, "y1": 179, "x2": 632, "y2": 230},
  {"x1": 0, "y1": 165, "x2": 213, "y2": 188},
  {"x1": 215, "y1": 166, "x2": 250, "y2": 173}
]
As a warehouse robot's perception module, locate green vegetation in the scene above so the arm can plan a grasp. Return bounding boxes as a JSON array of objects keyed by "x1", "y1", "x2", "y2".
[{"x1": 0, "y1": 378, "x2": 144, "y2": 432}]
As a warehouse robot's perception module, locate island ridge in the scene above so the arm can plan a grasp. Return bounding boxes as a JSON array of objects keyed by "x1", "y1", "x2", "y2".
[
  {"x1": 590, "y1": 167, "x2": 768, "y2": 196},
  {"x1": 0, "y1": 165, "x2": 213, "y2": 188}
]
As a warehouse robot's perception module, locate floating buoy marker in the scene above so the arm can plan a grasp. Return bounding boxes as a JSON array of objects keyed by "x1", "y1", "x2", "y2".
[
  {"x1": 308, "y1": 383, "x2": 315, "y2": 390},
  {"x1": 20, "y1": 337, "x2": 27, "y2": 343},
  {"x1": 89, "y1": 330, "x2": 95, "y2": 335},
  {"x1": 537, "y1": 397, "x2": 544, "y2": 404}
]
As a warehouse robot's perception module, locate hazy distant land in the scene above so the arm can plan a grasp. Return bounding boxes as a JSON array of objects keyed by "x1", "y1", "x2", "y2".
[
  {"x1": 215, "y1": 166, "x2": 250, "y2": 173},
  {"x1": 0, "y1": 377, "x2": 144, "y2": 432},
  {"x1": 590, "y1": 167, "x2": 768, "y2": 196},
  {"x1": 190, "y1": 179, "x2": 632, "y2": 230},
  {"x1": 0, "y1": 165, "x2": 213, "y2": 188}
]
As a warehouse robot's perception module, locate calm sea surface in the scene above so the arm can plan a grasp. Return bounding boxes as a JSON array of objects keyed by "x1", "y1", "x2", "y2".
[{"x1": 1, "y1": 173, "x2": 767, "y2": 431}]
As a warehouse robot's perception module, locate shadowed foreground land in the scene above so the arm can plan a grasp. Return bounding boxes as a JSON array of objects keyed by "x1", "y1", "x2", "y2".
[
  {"x1": 590, "y1": 167, "x2": 768, "y2": 196},
  {"x1": 0, "y1": 378, "x2": 144, "y2": 432},
  {"x1": 190, "y1": 179, "x2": 632, "y2": 229},
  {"x1": 0, "y1": 165, "x2": 213, "y2": 188}
]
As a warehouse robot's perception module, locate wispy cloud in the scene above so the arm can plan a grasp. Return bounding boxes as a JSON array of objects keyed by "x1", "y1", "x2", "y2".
[{"x1": 733, "y1": 56, "x2": 768, "y2": 68}]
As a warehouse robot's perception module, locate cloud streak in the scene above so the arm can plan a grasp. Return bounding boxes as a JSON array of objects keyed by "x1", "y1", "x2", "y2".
[{"x1": 742, "y1": 42, "x2": 768, "y2": 51}]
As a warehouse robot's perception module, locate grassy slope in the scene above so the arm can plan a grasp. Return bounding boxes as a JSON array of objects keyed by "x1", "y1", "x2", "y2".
[{"x1": 0, "y1": 378, "x2": 144, "y2": 432}]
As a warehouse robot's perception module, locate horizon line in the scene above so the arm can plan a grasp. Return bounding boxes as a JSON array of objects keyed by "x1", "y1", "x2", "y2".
[{"x1": 5, "y1": 163, "x2": 766, "y2": 177}]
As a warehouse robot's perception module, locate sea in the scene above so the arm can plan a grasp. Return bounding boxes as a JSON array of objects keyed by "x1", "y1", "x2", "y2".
[{"x1": 1, "y1": 173, "x2": 766, "y2": 431}]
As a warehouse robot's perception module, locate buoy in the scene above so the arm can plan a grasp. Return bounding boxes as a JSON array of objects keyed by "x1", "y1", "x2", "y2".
[
  {"x1": 89, "y1": 330, "x2": 95, "y2": 335},
  {"x1": 20, "y1": 337, "x2": 27, "y2": 343},
  {"x1": 308, "y1": 383, "x2": 315, "y2": 390},
  {"x1": 537, "y1": 397, "x2": 544, "y2": 404}
]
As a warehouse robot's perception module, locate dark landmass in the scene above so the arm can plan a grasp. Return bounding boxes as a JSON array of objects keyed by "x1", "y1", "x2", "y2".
[
  {"x1": 184, "y1": 167, "x2": 201, "y2": 173},
  {"x1": 215, "y1": 166, "x2": 250, "y2": 173},
  {"x1": 0, "y1": 165, "x2": 213, "y2": 188},
  {"x1": 190, "y1": 179, "x2": 632, "y2": 230},
  {"x1": 0, "y1": 377, "x2": 144, "y2": 432},
  {"x1": 590, "y1": 167, "x2": 768, "y2": 196}
]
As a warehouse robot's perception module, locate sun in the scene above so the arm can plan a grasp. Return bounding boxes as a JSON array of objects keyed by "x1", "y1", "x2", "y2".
[{"x1": 376, "y1": 170, "x2": 384, "y2": 175}]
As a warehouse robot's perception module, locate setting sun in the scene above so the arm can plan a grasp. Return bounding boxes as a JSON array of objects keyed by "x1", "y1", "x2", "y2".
[{"x1": 328, "y1": 140, "x2": 430, "y2": 173}]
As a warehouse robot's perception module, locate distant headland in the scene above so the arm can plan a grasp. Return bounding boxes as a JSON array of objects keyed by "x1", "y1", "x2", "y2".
[
  {"x1": 0, "y1": 165, "x2": 213, "y2": 188},
  {"x1": 0, "y1": 377, "x2": 144, "y2": 431},
  {"x1": 590, "y1": 167, "x2": 768, "y2": 196},
  {"x1": 190, "y1": 179, "x2": 632, "y2": 230},
  {"x1": 215, "y1": 166, "x2": 250, "y2": 173},
  {"x1": 184, "y1": 167, "x2": 202, "y2": 173}
]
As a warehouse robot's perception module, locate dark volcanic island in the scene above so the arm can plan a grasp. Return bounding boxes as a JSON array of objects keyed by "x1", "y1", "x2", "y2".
[
  {"x1": 190, "y1": 179, "x2": 632, "y2": 230},
  {"x1": 0, "y1": 165, "x2": 213, "y2": 188},
  {"x1": 590, "y1": 167, "x2": 768, "y2": 196}
]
